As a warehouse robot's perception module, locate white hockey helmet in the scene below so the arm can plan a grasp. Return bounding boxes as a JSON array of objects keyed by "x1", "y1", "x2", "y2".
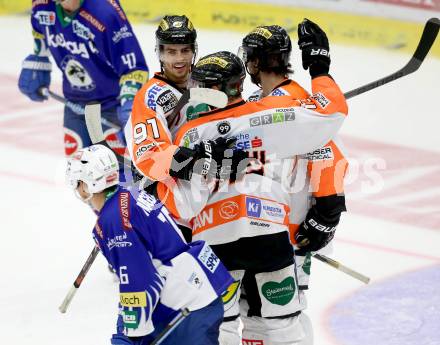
[{"x1": 66, "y1": 144, "x2": 119, "y2": 194}]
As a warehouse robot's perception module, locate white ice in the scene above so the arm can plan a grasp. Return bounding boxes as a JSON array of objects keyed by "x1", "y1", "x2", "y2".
[{"x1": 0, "y1": 15, "x2": 439, "y2": 344}]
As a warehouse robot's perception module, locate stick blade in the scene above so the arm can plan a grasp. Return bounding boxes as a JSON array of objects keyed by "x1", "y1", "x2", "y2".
[
  {"x1": 413, "y1": 17, "x2": 440, "y2": 63},
  {"x1": 189, "y1": 88, "x2": 228, "y2": 108},
  {"x1": 85, "y1": 103, "x2": 105, "y2": 144}
]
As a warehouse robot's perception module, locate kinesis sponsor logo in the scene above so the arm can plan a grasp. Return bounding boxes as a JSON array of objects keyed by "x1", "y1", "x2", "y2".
[
  {"x1": 246, "y1": 197, "x2": 262, "y2": 218},
  {"x1": 262, "y1": 205, "x2": 283, "y2": 218}
]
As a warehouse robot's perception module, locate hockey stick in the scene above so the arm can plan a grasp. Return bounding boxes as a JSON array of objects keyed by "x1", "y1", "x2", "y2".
[
  {"x1": 313, "y1": 253, "x2": 370, "y2": 284},
  {"x1": 38, "y1": 87, "x2": 121, "y2": 130},
  {"x1": 344, "y1": 17, "x2": 440, "y2": 99},
  {"x1": 151, "y1": 308, "x2": 191, "y2": 345},
  {"x1": 59, "y1": 245, "x2": 100, "y2": 313},
  {"x1": 85, "y1": 103, "x2": 130, "y2": 170}
]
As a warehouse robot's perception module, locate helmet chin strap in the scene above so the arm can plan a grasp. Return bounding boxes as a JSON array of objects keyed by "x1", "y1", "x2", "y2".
[
  {"x1": 74, "y1": 188, "x2": 93, "y2": 203},
  {"x1": 74, "y1": 182, "x2": 93, "y2": 203}
]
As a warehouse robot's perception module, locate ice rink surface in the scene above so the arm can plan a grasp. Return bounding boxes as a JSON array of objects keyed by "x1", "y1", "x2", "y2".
[{"x1": 0, "y1": 15, "x2": 439, "y2": 345}]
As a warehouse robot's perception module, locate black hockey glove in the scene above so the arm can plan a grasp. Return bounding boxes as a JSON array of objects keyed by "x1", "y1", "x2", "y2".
[
  {"x1": 295, "y1": 195, "x2": 346, "y2": 254},
  {"x1": 170, "y1": 137, "x2": 242, "y2": 180},
  {"x1": 298, "y1": 18, "x2": 331, "y2": 78}
]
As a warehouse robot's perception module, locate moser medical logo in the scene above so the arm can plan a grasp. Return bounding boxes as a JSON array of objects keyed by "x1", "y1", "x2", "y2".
[
  {"x1": 249, "y1": 108, "x2": 295, "y2": 127},
  {"x1": 307, "y1": 146, "x2": 334, "y2": 161}
]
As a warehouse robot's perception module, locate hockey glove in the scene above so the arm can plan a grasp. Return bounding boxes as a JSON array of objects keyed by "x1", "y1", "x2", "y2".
[
  {"x1": 170, "y1": 137, "x2": 244, "y2": 180},
  {"x1": 295, "y1": 195, "x2": 346, "y2": 254},
  {"x1": 18, "y1": 54, "x2": 52, "y2": 102},
  {"x1": 297, "y1": 19, "x2": 330, "y2": 78}
]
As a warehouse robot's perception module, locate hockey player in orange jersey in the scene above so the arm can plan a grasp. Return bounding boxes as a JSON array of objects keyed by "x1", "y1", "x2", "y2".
[
  {"x1": 239, "y1": 22, "x2": 349, "y2": 344},
  {"x1": 125, "y1": 15, "x2": 244, "y2": 238},
  {"x1": 152, "y1": 19, "x2": 346, "y2": 344},
  {"x1": 171, "y1": 45, "x2": 347, "y2": 344}
]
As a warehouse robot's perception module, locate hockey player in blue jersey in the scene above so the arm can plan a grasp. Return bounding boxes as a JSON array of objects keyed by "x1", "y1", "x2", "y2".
[
  {"x1": 65, "y1": 144, "x2": 233, "y2": 345},
  {"x1": 19, "y1": 0, "x2": 149, "y2": 156}
]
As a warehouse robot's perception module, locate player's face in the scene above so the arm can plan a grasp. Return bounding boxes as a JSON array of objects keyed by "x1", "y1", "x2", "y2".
[{"x1": 160, "y1": 44, "x2": 194, "y2": 85}]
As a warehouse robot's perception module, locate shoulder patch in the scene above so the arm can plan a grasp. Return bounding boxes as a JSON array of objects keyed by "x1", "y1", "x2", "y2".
[
  {"x1": 311, "y1": 92, "x2": 331, "y2": 109},
  {"x1": 34, "y1": 11, "x2": 55, "y2": 26},
  {"x1": 270, "y1": 88, "x2": 287, "y2": 97},
  {"x1": 144, "y1": 83, "x2": 164, "y2": 111},
  {"x1": 119, "y1": 192, "x2": 132, "y2": 230},
  {"x1": 156, "y1": 89, "x2": 179, "y2": 113}
]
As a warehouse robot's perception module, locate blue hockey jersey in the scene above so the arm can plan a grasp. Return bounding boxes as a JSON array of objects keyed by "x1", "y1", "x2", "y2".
[
  {"x1": 92, "y1": 187, "x2": 233, "y2": 337},
  {"x1": 31, "y1": 0, "x2": 148, "y2": 109}
]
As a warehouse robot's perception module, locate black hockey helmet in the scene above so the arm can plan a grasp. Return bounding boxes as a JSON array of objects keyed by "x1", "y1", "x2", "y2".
[
  {"x1": 191, "y1": 51, "x2": 245, "y2": 97},
  {"x1": 156, "y1": 15, "x2": 197, "y2": 47},
  {"x1": 240, "y1": 25, "x2": 292, "y2": 71}
]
